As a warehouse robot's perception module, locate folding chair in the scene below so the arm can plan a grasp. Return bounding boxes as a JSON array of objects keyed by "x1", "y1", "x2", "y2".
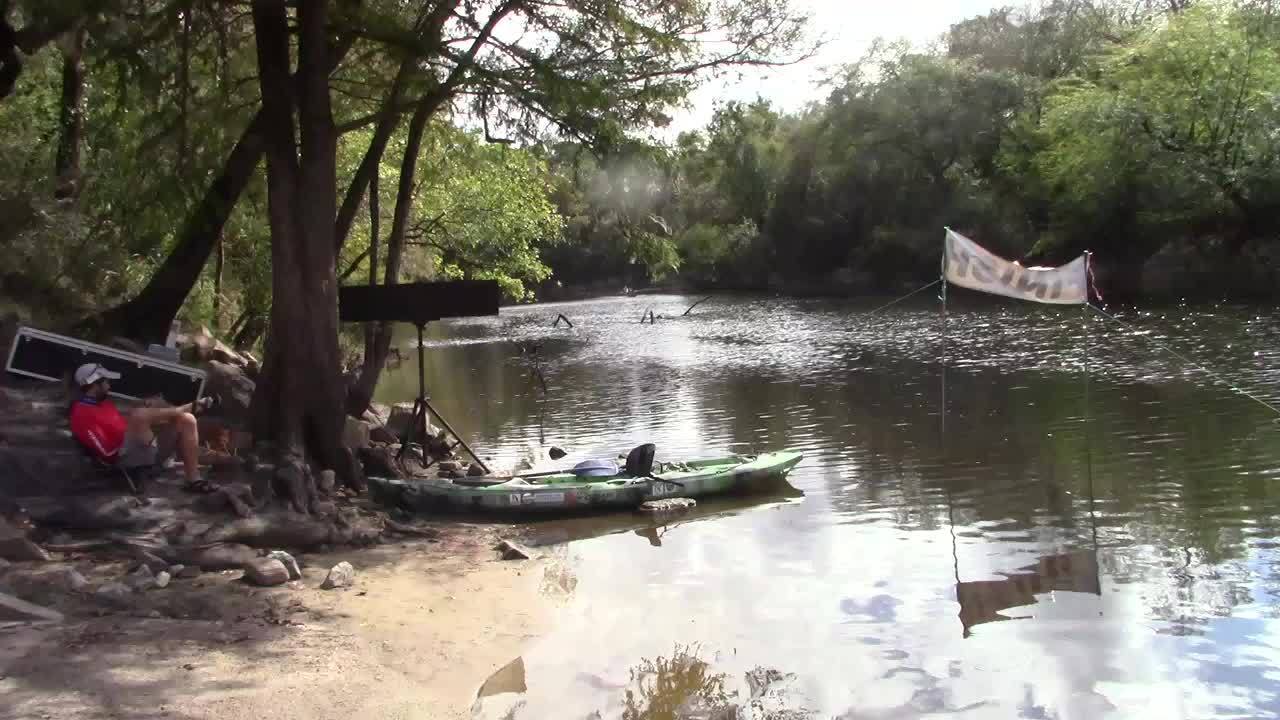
[{"x1": 75, "y1": 441, "x2": 153, "y2": 495}]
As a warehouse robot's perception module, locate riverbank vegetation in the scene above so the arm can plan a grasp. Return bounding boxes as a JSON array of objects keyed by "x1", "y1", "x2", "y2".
[{"x1": 545, "y1": 0, "x2": 1280, "y2": 298}]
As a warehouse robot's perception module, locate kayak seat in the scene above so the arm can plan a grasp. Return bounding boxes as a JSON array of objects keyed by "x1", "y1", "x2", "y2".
[{"x1": 625, "y1": 443, "x2": 656, "y2": 477}]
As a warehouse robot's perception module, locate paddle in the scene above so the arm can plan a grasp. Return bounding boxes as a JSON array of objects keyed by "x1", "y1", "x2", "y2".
[
  {"x1": 508, "y1": 467, "x2": 684, "y2": 487},
  {"x1": 644, "y1": 472, "x2": 684, "y2": 488}
]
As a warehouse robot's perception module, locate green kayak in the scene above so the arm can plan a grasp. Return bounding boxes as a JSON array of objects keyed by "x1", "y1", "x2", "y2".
[{"x1": 367, "y1": 449, "x2": 803, "y2": 515}]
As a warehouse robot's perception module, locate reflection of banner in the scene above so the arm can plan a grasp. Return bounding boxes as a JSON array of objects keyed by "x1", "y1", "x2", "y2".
[
  {"x1": 956, "y1": 550, "x2": 1101, "y2": 637},
  {"x1": 945, "y1": 229, "x2": 1087, "y2": 305}
]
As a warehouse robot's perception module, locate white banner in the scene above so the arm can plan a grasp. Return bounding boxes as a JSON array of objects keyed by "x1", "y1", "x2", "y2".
[{"x1": 944, "y1": 229, "x2": 1087, "y2": 305}]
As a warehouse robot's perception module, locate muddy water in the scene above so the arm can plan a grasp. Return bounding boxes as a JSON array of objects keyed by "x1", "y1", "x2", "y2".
[{"x1": 376, "y1": 294, "x2": 1280, "y2": 719}]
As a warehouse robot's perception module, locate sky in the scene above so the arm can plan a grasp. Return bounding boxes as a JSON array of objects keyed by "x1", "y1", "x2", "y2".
[{"x1": 675, "y1": 0, "x2": 1006, "y2": 131}]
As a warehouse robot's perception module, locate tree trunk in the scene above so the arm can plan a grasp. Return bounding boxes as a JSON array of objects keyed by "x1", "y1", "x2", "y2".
[
  {"x1": 354, "y1": 164, "x2": 380, "y2": 413},
  {"x1": 232, "y1": 309, "x2": 266, "y2": 351},
  {"x1": 333, "y1": 57, "x2": 411, "y2": 251},
  {"x1": 249, "y1": 0, "x2": 349, "y2": 501},
  {"x1": 0, "y1": 16, "x2": 21, "y2": 101},
  {"x1": 344, "y1": 95, "x2": 434, "y2": 416},
  {"x1": 82, "y1": 113, "x2": 267, "y2": 343},
  {"x1": 54, "y1": 24, "x2": 86, "y2": 199},
  {"x1": 83, "y1": 34, "x2": 361, "y2": 344},
  {"x1": 177, "y1": 6, "x2": 191, "y2": 176},
  {"x1": 212, "y1": 237, "x2": 224, "y2": 327}
]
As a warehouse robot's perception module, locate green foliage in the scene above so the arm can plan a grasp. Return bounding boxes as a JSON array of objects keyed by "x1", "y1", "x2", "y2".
[
  {"x1": 400, "y1": 124, "x2": 562, "y2": 301},
  {"x1": 545, "y1": 0, "x2": 1280, "y2": 297},
  {"x1": 1012, "y1": 2, "x2": 1280, "y2": 260}
]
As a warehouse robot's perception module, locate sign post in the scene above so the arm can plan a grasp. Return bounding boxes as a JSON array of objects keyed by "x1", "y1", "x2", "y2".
[{"x1": 339, "y1": 280, "x2": 501, "y2": 475}]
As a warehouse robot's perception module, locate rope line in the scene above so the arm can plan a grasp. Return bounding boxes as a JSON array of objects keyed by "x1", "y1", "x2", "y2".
[
  {"x1": 1089, "y1": 303, "x2": 1280, "y2": 419},
  {"x1": 863, "y1": 278, "x2": 942, "y2": 316}
]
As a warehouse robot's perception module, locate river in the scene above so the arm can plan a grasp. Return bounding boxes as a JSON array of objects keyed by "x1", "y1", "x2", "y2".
[{"x1": 375, "y1": 294, "x2": 1280, "y2": 719}]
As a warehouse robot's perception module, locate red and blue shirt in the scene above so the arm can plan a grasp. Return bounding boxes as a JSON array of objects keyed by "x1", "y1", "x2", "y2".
[{"x1": 70, "y1": 397, "x2": 127, "y2": 460}]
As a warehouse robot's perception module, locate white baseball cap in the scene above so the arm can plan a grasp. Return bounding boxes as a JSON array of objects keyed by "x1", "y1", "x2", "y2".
[{"x1": 74, "y1": 363, "x2": 121, "y2": 387}]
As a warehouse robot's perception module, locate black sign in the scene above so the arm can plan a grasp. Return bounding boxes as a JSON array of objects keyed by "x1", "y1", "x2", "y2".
[{"x1": 338, "y1": 280, "x2": 501, "y2": 325}]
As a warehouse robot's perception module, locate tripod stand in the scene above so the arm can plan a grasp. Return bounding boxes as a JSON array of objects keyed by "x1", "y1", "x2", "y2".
[{"x1": 395, "y1": 322, "x2": 490, "y2": 475}]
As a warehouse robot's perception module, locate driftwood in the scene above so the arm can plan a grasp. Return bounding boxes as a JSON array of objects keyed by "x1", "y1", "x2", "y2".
[{"x1": 682, "y1": 296, "x2": 712, "y2": 316}]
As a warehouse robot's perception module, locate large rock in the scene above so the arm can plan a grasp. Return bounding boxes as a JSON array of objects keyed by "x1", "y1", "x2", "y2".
[
  {"x1": 496, "y1": 539, "x2": 536, "y2": 561},
  {"x1": 181, "y1": 542, "x2": 258, "y2": 571},
  {"x1": 368, "y1": 424, "x2": 397, "y2": 446},
  {"x1": 317, "y1": 469, "x2": 336, "y2": 495},
  {"x1": 364, "y1": 403, "x2": 391, "y2": 427},
  {"x1": 125, "y1": 564, "x2": 155, "y2": 591},
  {"x1": 358, "y1": 446, "x2": 402, "y2": 479},
  {"x1": 178, "y1": 326, "x2": 215, "y2": 362},
  {"x1": 243, "y1": 558, "x2": 290, "y2": 587},
  {"x1": 385, "y1": 403, "x2": 417, "y2": 438},
  {"x1": 342, "y1": 416, "x2": 371, "y2": 450},
  {"x1": 94, "y1": 582, "x2": 132, "y2": 607},
  {"x1": 211, "y1": 340, "x2": 247, "y2": 368},
  {"x1": 320, "y1": 561, "x2": 355, "y2": 589},
  {"x1": 266, "y1": 550, "x2": 301, "y2": 581},
  {"x1": 58, "y1": 567, "x2": 91, "y2": 593},
  {"x1": 19, "y1": 494, "x2": 161, "y2": 533},
  {"x1": 203, "y1": 360, "x2": 255, "y2": 425},
  {"x1": 0, "y1": 445, "x2": 85, "y2": 498}
]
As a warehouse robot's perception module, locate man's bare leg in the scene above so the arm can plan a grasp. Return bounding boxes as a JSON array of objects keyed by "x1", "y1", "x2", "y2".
[{"x1": 127, "y1": 407, "x2": 201, "y2": 484}]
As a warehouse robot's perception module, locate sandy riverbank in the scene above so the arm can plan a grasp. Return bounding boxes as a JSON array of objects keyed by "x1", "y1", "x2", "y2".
[{"x1": 0, "y1": 526, "x2": 554, "y2": 720}]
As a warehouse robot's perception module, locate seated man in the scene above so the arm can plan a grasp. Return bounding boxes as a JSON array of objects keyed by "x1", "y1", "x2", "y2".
[{"x1": 69, "y1": 363, "x2": 215, "y2": 492}]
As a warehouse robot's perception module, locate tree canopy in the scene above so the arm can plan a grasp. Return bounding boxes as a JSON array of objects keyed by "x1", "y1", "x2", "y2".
[{"x1": 543, "y1": 0, "x2": 1280, "y2": 298}]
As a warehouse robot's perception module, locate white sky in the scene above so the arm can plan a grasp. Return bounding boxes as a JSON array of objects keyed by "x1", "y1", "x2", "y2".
[{"x1": 675, "y1": 0, "x2": 1006, "y2": 131}]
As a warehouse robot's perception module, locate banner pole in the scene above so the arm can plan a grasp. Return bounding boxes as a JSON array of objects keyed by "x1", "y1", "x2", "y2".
[
  {"x1": 1083, "y1": 251, "x2": 1097, "y2": 550},
  {"x1": 940, "y1": 237, "x2": 949, "y2": 443}
]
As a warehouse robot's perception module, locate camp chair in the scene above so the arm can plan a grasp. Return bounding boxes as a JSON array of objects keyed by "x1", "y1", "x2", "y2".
[{"x1": 75, "y1": 441, "x2": 153, "y2": 496}]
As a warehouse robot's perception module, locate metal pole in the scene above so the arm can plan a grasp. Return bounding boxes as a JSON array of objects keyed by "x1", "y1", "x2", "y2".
[
  {"x1": 421, "y1": 397, "x2": 490, "y2": 475},
  {"x1": 940, "y1": 239, "x2": 949, "y2": 442},
  {"x1": 416, "y1": 322, "x2": 425, "y2": 403},
  {"x1": 1083, "y1": 251, "x2": 1097, "y2": 550}
]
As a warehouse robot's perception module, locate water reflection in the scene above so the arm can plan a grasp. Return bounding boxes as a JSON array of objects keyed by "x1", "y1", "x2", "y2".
[
  {"x1": 377, "y1": 295, "x2": 1280, "y2": 719},
  {"x1": 955, "y1": 551, "x2": 1101, "y2": 638}
]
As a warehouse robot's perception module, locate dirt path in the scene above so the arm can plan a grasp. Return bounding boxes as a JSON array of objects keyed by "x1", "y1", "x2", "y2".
[{"x1": 0, "y1": 530, "x2": 553, "y2": 720}]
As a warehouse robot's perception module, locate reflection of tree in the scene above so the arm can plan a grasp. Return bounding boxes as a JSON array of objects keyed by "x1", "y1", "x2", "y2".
[{"x1": 621, "y1": 645, "x2": 733, "y2": 720}]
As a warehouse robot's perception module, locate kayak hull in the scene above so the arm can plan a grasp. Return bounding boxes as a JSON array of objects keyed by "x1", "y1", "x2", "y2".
[
  {"x1": 367, "y1": 450, "x2": 803, "y2": 516},
  {"x1": 641, "y1": 451, "x2": 803, "y2": 502}
]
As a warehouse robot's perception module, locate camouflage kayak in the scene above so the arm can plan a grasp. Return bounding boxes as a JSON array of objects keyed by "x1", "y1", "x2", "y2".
[{"x1": 367, "y1": 450, "x2": 804, "y2": 515}]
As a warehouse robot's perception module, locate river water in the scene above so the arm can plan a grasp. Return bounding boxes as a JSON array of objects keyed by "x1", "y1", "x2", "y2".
[{"x1": 376, "y1": 294, "x2": 1280, "y2": 720}]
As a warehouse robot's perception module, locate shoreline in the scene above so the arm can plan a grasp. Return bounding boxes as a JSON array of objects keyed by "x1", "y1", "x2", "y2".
[{"x1": 1, "y1": 525, "x2": 553, "y2": 720}]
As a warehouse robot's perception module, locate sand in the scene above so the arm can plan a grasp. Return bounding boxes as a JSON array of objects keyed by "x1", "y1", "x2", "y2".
[{"x1": 0, "y1": 529, "x2": 551, "y2": 720}]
